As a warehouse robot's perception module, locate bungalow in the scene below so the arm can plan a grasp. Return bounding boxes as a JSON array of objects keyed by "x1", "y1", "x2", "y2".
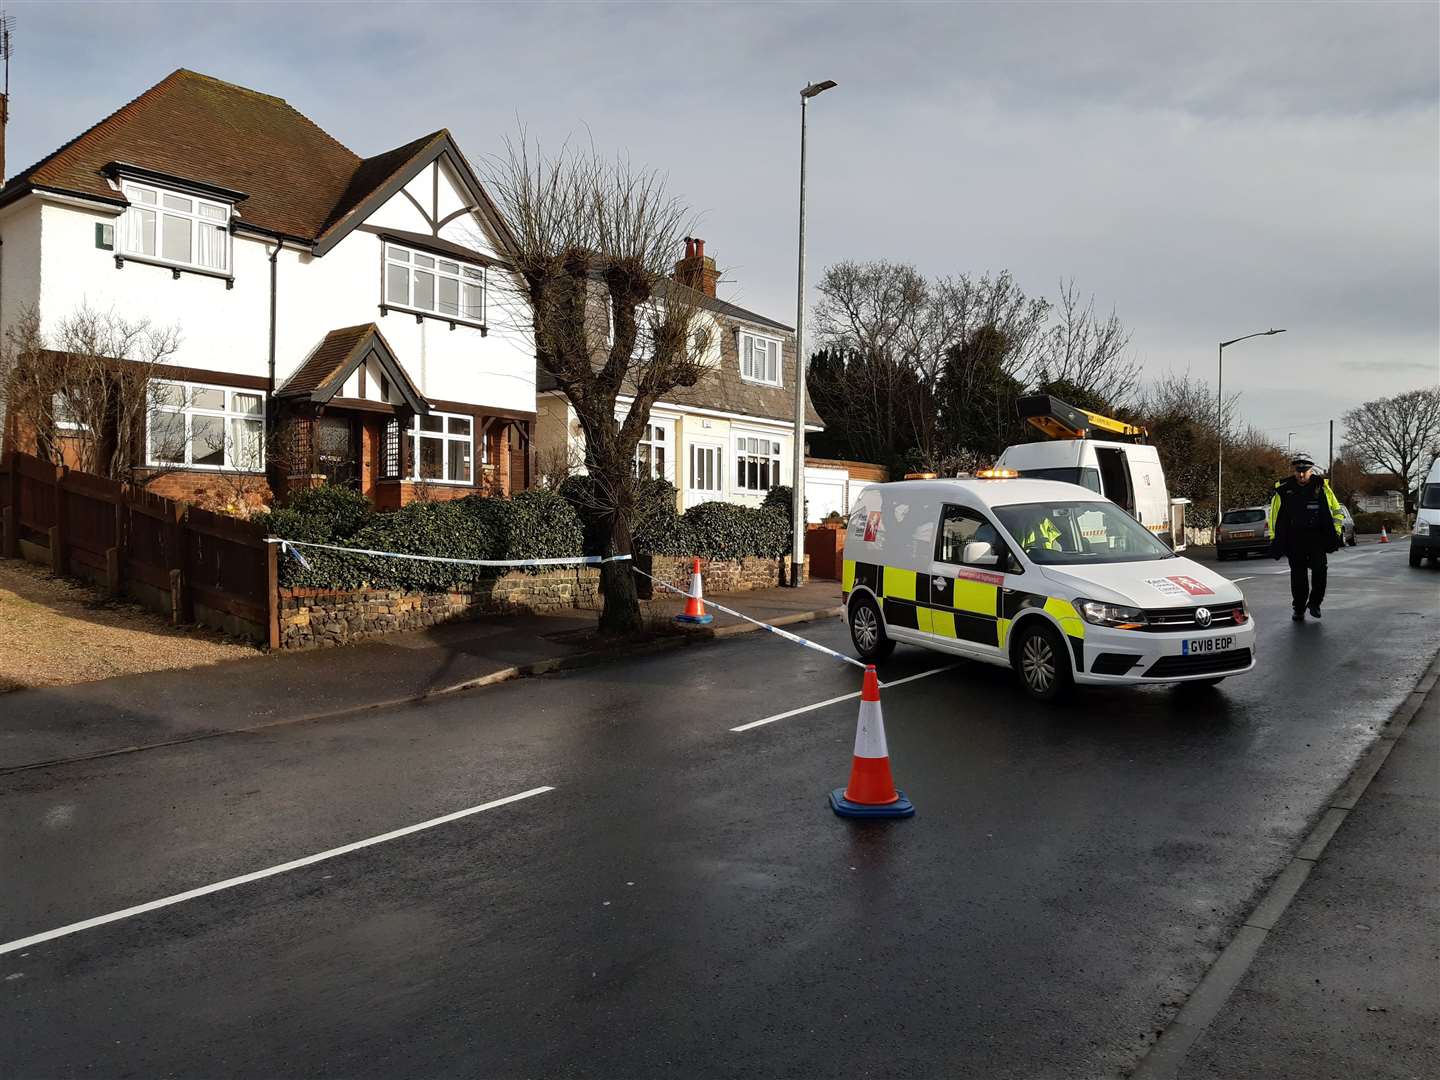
[{"x1": 0, "y1": 69, "x2": 536, "y2": 508}]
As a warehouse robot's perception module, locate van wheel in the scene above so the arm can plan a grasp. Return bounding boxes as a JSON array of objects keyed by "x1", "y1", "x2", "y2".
[
  {"x1": 1013, "y1": 622, "x2": 1073, "y2": 702},
  {"x1": 849, "y1": 594, "x2": 895, "y2": 663},
  {"x1": 1346, "y1": 536, "x2": 1356, "y2": 547},
  {"x1": 1410, "y1": 548, "x2": 1423, "y2": 567}
]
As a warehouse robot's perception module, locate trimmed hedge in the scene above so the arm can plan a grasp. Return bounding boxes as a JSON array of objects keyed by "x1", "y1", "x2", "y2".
[
  {"x1": 1353, "y1": 510, "x2": 1406, "y2": 534},
  {"x1": 259, "y1": 486, "x2": 585, "y2": 590},
  {"x1": 679, "y1": 501, "x2": 790, "y2": 560}
]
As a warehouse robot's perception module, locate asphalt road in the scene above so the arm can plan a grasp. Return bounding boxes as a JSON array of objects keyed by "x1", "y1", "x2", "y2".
[{"x1": 2, "y1": 542, "x2": 1436, "y2": 1079}]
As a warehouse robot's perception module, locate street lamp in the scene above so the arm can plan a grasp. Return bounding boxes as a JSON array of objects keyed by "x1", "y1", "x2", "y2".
[
  {"x1": 791, "y1": 78, "x2": 837, "y2": 587},
  {"x1": 1217, "y1": 328, "x2": 1285, "y2": 518}
]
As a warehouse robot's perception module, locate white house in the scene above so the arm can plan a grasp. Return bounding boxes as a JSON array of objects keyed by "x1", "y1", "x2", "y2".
[
  {"x1": 0, "y1": 68, "x2": 536, "y2": 508},
  {"x1": 535, "y1": 238, "x2": 828, "y2": 515}
]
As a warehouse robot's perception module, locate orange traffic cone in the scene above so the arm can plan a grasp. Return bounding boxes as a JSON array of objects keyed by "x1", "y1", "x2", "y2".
[
  {"x1": 829, "y1": 665, "x2": 915, "y2": 818},
  {"x1": 674, "y1": 557, "x2": 713, "y2": 625},
  {"x1": 1379, "y1": 527, "x2": 1390, "y2": 543}
]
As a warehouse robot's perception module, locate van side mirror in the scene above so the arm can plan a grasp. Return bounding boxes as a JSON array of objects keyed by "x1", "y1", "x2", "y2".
[{"x1": 963, "y1": 541, "x2": 999, "y2": 566}]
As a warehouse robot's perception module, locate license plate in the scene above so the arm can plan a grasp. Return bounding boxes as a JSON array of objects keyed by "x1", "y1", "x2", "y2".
[
  {"x1": 1231, "y1": 530, "x2": 1256, "y2": 539},
  {"x1": 1183, "y1": 635, "x2": 1233, "y2": 655}
]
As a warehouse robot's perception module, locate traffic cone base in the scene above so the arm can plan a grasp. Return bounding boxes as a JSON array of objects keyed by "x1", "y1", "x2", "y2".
[
  {"x1": 829, "y1": 664, "x2": 915, "y2": 819},
  {"x1": 1379, "y1": 527, "x2": 1390, "y2": 543},
  {"x1": 674, "y1": 556, "x2": 713, "y2": 625},
  {"x1": 830, "y1": 787, "x2": 915, "y2": 818}
]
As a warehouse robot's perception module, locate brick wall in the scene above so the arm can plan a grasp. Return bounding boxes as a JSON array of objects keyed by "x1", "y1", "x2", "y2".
[
  {"x1": 142, "y1": 470, "x2": 273, "y2": 517},
  {"x1": 276, "y1": 554, "x2": 796, "y2": 649}
]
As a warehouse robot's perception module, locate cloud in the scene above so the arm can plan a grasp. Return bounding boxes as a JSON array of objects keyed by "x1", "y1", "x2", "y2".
[{"x1": 3, "y1": 0, "x2": 1436, "y2": 443}]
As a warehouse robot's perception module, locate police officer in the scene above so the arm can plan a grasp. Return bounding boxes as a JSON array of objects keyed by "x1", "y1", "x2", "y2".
[{"x1": 1268, "y1": 450, "x2": 1345, "y2": 620}]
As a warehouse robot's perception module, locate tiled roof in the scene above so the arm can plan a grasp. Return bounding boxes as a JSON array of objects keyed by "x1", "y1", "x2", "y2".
[
  {"x1": 0, "y1": 69, "x2": 447, "y2": 244},
  {"x1": 279, "y1": 323, "x2": 426, "y2": 413}
]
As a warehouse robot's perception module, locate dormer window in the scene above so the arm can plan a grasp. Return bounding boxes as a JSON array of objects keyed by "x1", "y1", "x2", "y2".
[
  {"x1": 120, "y1": 182, "x2": 230, "y2": 273},
  {"x1": 384, "y1": 244, "x2": 485, "y2": 325},
  {"x1": 739, "y1": 331, "x2": 782, "y2": 386}
]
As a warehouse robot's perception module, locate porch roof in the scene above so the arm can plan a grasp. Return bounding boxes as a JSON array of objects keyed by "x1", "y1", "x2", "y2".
[{"x1": 278, "y1": 324, "x2": 428, "y2": 414}]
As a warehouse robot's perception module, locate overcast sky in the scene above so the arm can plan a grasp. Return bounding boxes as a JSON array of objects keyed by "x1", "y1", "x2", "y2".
[{"x1": 7, "y1": 1, "x2": 1437, "y2": 451}]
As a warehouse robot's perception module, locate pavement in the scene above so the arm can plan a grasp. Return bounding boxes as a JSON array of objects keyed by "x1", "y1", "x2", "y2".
[
  {"x1": 0, "y1": 578, "x2": 842, "y2": 773},
  {"x1": 1, "y1": 543, "x2": 1435, "y2": 1078},
  {"x1": 1176, "y1": 666, "x2": 1439, "y2": 1080}
]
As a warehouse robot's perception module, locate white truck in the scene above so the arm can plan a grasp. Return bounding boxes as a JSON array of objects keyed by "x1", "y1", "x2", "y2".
[{"x1": 996, "y1": 395, "x2": 1189, "y2": 550}]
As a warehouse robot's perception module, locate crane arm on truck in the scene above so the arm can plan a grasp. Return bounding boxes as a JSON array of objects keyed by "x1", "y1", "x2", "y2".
[{"x1": 1017, "y1": 394, "x2": 1147, "y2": 443}]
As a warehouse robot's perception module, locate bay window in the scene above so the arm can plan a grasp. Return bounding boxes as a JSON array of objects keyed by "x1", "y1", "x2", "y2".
[
  {"x1": 121, "y1": 182, "x2": 230, "y2": 273},
  {"x1": 411, "y1": 412, "x2": 474, "y2": 484},
  {"x1": 739, "y1": 331, "x2": 781, "y2": 386},
  {"x1": 735, "y1": 435, "x2": 782, "y2": 492},
  {"x1": 385, "y1": 244, "x2": 485, "y2": 324},
  {"x1": 148, "y1": 381, "x2": 264, "y2": 470}
]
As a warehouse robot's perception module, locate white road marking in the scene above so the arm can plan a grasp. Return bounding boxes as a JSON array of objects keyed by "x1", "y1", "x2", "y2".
[
  {"x1": 731, "y1": 665, "x2": 958, "y2": 732},
  {"x1": 0, "y1": 786, "x2": 555, "y2": 957}
]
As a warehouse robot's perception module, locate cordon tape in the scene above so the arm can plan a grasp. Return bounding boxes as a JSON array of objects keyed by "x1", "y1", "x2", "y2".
[
  {"x1": 266, "y1": 538, "x2": 864, "y2": 674},
  {"x1": 630, "y1": 566, "x2": 866, "y2": 671}
]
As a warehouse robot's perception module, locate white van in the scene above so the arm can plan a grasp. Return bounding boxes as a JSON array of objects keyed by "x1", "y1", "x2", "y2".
[
  {"x1": 1411, "y1": 456, "x2": 1440, "y2": 567},
  {"x1": 996, "y1": 438, "x2": 1174, "y2": 541},
  {"x1": 841, "y1": 476, "x2": 1256, "y2": 700}
]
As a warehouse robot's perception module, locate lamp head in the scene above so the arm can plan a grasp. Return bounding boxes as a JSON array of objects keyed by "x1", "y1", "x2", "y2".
[{"x1": 801, "y1": 80, "x2": 838, "y2": 99}]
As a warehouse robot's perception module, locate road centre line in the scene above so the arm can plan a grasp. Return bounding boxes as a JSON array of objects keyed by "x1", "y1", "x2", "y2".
[
  {"x1": 731, "y1": 665, "x2": 957, "y2": 733},
  {"x1": 0, "y1": 786, "x2": 555, "y2": 957}
]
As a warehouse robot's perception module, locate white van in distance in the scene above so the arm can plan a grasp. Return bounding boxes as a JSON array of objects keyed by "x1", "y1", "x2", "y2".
[
  {"x1": 1411, "y1": 456, "x2": 1440, "y2": 567},
  {"x1": 841, "y1": 475, "x2": 1256, "y2": 700}
]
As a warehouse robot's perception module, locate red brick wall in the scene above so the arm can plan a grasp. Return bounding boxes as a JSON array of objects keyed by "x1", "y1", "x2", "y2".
[{"x1": 142, "y1": 470, "x2": 273, "y2": 515}]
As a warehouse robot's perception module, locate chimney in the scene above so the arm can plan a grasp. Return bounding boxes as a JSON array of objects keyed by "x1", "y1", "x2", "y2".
[{"x1": 673, "y1": 235, "x2": 719, "y2": 298}]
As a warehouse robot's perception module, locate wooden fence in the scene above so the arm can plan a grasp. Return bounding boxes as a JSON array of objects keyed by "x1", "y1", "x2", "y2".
[{"x1": 0, "y1": 451, "x2": 279, "y2": 647}]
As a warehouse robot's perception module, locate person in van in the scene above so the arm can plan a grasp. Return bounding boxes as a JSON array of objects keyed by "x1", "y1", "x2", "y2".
[
  {"x1": 1018, "y1": 510, "x2": 1064, "y2": 553},
  {"x1": 1268, "y1": 450, "x2": 1345, "y2": 620}
]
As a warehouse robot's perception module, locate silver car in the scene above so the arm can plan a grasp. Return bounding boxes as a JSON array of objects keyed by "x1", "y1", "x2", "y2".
[{"x1": 1216, "y1": 507, "x2": 1271, "y2": 560}]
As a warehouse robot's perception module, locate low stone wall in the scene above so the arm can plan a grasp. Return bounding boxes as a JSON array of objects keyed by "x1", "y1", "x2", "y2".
[
  {"x1": 278, "y1": 567, "x2": 602, "y2": 650},
  {"x1": 650, "y1": 554, "x2": 794, "y2": 592},
  {"x1": 277, "y1": 554, "x2": 798, "y2": 650}
]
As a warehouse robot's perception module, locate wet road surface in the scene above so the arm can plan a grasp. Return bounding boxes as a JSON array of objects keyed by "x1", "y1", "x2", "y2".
[{"x1": 2, "y1": 543, "x2": 1435, "y2": 1078}]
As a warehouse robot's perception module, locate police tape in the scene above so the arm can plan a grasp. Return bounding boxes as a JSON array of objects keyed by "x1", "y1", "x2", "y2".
[
  {"x1": 264, "y1": 537, "x2": 633, "y2": 574},
  {"x1": 629, "y1": 565, "x2": 866, "y2": 670}
]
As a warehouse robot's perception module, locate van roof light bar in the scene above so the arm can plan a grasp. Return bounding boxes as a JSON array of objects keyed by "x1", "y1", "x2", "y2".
[{"x1": 1016, "y1": 394, "x2": 1148, "y2": 443}]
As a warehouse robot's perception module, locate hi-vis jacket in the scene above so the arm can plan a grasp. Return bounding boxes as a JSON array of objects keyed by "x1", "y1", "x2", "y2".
[{"x1": 1267, "y1": 476, "x2": 1344, "y2": 554}]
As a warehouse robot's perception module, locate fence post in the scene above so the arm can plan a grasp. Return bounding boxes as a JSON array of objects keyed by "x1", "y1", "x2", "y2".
[
  {"x1": 2, "y1": 453, "x2": 16, "y2": 558},
  {"x1": 108, "y1": 498, "x2": 127, "y2": 597},
  {"x1": 266, "y1": 540, "x2": 281, "y2": 651},
  {"x1": 169, "y1": 502, "x2": 193, "y2": 624},
  {"x1": 50, "y1": 465, "x2": 68, "y2": 575}
]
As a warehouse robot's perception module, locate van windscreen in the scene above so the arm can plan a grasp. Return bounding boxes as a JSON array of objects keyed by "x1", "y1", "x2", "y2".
[{"x1": 1422, "y1": 484, "x2": 1440, "y2": 510}]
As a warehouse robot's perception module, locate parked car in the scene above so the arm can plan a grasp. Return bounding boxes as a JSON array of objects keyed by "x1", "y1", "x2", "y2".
[
  {"x1": 1216, "y1": 507, "x2": 1271, "y2": 560},
  {"x1": 1339, "y1": 505, "x2": 1357, "y2": 547}
]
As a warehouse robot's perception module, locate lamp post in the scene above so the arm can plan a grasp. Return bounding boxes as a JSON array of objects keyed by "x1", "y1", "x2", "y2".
[
  {"x1": 791, "y1": 78, "x2": 837, "y2": 587},
  {"x1": 1217, "y1": 328, "x2": 1285, "y2": 519}
]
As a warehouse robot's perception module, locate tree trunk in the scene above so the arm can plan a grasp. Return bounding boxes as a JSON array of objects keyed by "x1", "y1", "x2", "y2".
[{"x1": 599, "y1": 509, "x2": 641, "y2": 634}]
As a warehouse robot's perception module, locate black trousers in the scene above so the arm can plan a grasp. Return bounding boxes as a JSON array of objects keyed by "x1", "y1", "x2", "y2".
[{"x1": 1287, "y1": 548, "x2": 1328, "y2": 610}]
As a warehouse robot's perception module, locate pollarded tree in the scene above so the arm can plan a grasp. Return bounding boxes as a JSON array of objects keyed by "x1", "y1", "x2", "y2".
[
  {"x1": 1342, "y1": 388, "x2": 1440, "y2": 512},
  {"x1": 483, "y1": 138, "x2": 714, "y2": 633}
]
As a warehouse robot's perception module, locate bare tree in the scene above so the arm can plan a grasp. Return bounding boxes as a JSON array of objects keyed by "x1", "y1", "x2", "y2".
[
  {"x1": 0, "y1": 303, "x2": 182, "y2": 481},
  {"x1": 1033, "y1": 279, "x2": 1140, "y2": 407},
  {"x1": 483, "y1": 136, "x2": 714, "y2": 633},
  {"x1": 1343, "y1": 388, "x2": 1440, "y2": 511}
]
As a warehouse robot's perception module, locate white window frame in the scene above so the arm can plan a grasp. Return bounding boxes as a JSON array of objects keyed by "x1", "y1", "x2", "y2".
[
  {"x1": 687, "y1": 441, "x2": 724, "y2": 498},
  {"x1": 147, "y1": 380, "x2": 265, "y2": 471},
  {"x1": 634, "y1": 420, "x2": 671, "y2": 482},
  {"x1": 53, "y1": 393, "x2": 89, "y2": 432},
  {"x1": 734, "y1": 432, "x2": 783, "y2": 492},
  {"x1": 410, "y1": 411, "x2": 475, "y2": 485},
  {"x1": 739, "y1": 331, "x2": 782, "y2": 387},
  {"x1": 119, "y1": 181, "x2": 231, "y2": 275},
  {"x1": 384, "y1": 243, "x2": 486, "y2": 326}
]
